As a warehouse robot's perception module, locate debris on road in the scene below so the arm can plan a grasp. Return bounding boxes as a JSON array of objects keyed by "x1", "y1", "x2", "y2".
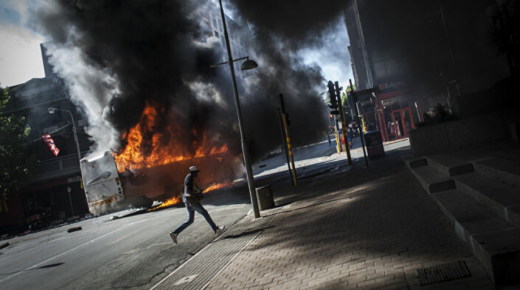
[{"x1": 67, "y1": 227, "x2": 82, "y2": 233}]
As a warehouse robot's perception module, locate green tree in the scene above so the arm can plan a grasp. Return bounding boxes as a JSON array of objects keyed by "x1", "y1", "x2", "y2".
[
  {"x1": 341, "y1": 82, "x2": 356, "y2": 106},
  {"x1": 339, "y1": 83, "x2": 356, "y2": 122},
  {"x1": 0, "y1": 86, "x2": 37, "y2": 201}
]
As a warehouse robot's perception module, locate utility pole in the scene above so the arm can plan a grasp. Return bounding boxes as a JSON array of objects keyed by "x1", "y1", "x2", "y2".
[
  {"x1": 277, "y1": 108, "x2": 295, "y2": 186},
  {"x1": 349, "y1": 79, "x2": 369, "y2": 167},
  {"x1": 279, "y1": 94, "x2": 298, "y2": 186},
  {"x1": 218, "y1": 0, "x2": 260, "y2": 218},
  {"x1": 335, "y1": 81, "x2": 352, "y2": 164}
]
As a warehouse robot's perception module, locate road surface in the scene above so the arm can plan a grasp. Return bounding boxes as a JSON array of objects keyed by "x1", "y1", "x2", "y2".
[{"x1": 0, "y1": 136, "x2": 407, "y2": 289}]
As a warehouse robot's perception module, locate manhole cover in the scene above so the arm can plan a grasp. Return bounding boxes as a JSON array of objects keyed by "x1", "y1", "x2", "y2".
[{"x1": 418, "y1": 260, "x2": 471, "y2": 285}]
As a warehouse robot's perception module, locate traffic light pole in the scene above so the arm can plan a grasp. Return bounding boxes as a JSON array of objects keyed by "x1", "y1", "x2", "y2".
[
  {"x1": 277, "y1": 108, "x2": 295, "y2": 186},
  {"x1": 279, "y1": 94, "x2": 298, "y2": 186},
  {"x1": 327, "y1": 81, "x2": 342, "y2": 153},
  {"x1": 335, "y1": 81, "x2": 352, "y2": 165},
  {"x1": 349, "y1": 79, "x2": 369, "y2": 167}
]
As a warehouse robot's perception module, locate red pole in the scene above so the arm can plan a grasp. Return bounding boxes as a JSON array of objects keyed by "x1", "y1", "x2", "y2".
[{"x1": 377, "y1": 111, "x2": 385, "y2": 142}]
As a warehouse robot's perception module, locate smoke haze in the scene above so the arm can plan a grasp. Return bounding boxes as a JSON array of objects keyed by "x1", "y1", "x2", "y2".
[{"x1": 30, "y1": 0, "x2": 348, "y2": 167}]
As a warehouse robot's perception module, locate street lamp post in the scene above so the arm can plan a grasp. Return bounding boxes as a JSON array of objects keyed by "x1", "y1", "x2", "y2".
[
  {"x1": 48, "y1": 107, "x2": 82, "y2": 217},
  {"x1": 218, "y1": 0, "x2": 260, "y2": 218}
]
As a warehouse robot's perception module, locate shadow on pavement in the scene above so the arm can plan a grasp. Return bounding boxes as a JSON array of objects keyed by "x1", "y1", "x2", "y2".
[{"x1": 223, "y1": 226, "x2": 275, "y2": 240}]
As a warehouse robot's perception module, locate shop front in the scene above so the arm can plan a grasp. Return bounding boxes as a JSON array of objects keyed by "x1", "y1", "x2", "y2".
[
  {"x1": 20, "y1": 175, "x2": 89, "y2": 230},
  {"x1": 373, "y1": 83, "x2": 423, "y2": 142}
]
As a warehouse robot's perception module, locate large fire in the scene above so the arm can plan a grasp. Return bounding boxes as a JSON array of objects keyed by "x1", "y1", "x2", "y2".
[{"x1": 114, "y1": 104, "x2": 228, "y2": 173}]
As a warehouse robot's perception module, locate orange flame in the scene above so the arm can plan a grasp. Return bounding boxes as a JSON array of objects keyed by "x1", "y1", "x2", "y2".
[
  {"x1": 152, "y1": 196, "x2": 181, "y2": 210},
  {"x1": 202, "y1": 182, "x2": 230, "y2": 193},
  {"x1": 149, "y1": 182, "x2": 230, "y2": 211},
  {"x1": 114, "y1": 104, "x2": 228, "y2": 172}
]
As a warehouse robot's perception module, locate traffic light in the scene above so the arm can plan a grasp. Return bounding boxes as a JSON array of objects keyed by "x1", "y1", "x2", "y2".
[
  {"x1": 327, "y1": 81, "x2": 337, "y2": 109},
  {"x1": 327, "y1": 81, "x2": 339, "y2": 115}
]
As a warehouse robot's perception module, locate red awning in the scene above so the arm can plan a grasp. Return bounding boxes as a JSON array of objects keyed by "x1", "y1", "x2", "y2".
[{"x1": 378, "y1": 90, "x2": 403, "y2": 100}]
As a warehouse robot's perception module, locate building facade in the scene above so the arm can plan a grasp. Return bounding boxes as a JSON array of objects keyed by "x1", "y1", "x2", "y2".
[
  {"x1": 1, "y1": 56, "x2": 91, "y2": 233},
  {"x1": 343, "y1": 0, "x2": 510, "y2": 141},
  {"x1": 198, "y1": 1, "x2": 251, "y2": 76}
]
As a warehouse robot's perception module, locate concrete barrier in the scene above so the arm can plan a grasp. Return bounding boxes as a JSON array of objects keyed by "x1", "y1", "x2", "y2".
[{"x1": 256, "y1": 185, "x2": 274, "y2": 211}]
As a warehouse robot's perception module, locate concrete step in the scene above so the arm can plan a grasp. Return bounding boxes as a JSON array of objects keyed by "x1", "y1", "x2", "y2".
[
  {"x1": 472, "y1": 228, "x2": 520, "y2": 285},
  {"x1": 431, "y1": 190, "x2": 520, "y2": 285},
  {"x1": 427, "y1": 154, "x2": 474, "y2": 176},
  {"x1": 407, "y1": 164, "x2": 455, "y2": 194},
  {"x1": 454, "y1": 172, "x2": 520, "y2": 227},
  {"x1": 474, "y1": 158, "x2": 520, "y2": 188},
  {"x1": 432, "y1": 190, "x2": 514, "y2": 238},
  {"x1": 405, "y1": 157, "x2": 427, "y2": 168}
]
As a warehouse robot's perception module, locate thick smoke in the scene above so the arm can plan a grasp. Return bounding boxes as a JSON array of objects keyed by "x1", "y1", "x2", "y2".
[
  {"x1": 226, "y1": 0, "x2": 352, "y2": 156},
  {"x1": 30, "y1": 0, "x2": 346, "y2": 166},
  {"x1": 226, "y1": 0, "x2": 350, "y2": 49}
]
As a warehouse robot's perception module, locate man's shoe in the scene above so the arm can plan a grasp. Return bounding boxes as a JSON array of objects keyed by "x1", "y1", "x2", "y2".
[
  {"x1": 169, "y1": 232, "x2": 178, "y2": 244},
  {"x1": 216, "y1": 225, "x2": 225, "y2": 237}
]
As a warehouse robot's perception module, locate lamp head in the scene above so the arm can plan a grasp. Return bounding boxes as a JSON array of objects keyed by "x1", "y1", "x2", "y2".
[
  {"x1": 241, "y1": 59, "x2": 258, "y2": 71},
  {"x1": 48, "y1": 107, "x2": 57, "y2": 114}
]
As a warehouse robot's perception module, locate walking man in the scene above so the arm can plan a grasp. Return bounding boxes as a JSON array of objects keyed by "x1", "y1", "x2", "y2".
[{"x1": 170, "y1": 166, "x2": 224, "y2": 244}]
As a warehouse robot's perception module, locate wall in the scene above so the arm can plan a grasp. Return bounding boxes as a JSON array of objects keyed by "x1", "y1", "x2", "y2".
[{"x1": 410, "y1": 110, "x2": 520, "y2": 156}]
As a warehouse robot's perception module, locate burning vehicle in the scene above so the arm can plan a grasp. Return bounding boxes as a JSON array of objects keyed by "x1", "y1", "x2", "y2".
[
  {"x1": 80, "y1": 105, "x2": 239, "y2": 215},
  {"x1": 31, "y1": 0, "x2": 330, "y2": 217},
  {"x1": 81, "y1": 151, "x2": 237, "y2": 215}
]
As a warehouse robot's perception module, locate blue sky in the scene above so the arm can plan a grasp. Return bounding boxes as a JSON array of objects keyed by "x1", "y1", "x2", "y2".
[{"x1": 0, "y1": 0, "x2": 45, "y2": 87}]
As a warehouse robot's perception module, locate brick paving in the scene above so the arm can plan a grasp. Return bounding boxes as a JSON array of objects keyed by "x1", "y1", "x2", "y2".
[
  {"x1": 150, "y1": 207, "x2": 284, "y2": 290},
  {"x1": 203, "y1": 145, "x2": 495, "y2": 289}
]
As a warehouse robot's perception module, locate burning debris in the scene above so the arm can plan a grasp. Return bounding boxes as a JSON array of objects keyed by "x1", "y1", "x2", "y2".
[{"x1": 150, "y1": 181, "x2": 231, "y2": 210}]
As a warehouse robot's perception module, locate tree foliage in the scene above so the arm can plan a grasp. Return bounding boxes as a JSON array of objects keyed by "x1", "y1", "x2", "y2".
[
  {"x1": 417, "y1": 104, "x2": 458, "y2": 127},
  {"x1": 489, "y1": 0, "x2": 520, "y2": 78},
  {"x1": 0, "y1": 87, "x2": 37, "y2": 200},
  {"x1": 341, "y1": 82, "x2": 356, "y2": 106}
]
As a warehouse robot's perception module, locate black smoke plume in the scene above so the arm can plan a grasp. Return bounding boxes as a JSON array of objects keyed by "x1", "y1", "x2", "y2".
[{"x1": 31, "y1": 0, "x2": 344, "y2": 167}]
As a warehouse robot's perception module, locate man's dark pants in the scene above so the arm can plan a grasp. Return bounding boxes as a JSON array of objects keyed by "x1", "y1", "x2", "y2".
[{"x1": 173, "y1": 200, "x2": 218, "y2": 234}]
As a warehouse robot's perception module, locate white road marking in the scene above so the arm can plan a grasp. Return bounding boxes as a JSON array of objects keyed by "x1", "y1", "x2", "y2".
[
  {"x1": 0, "y1": 219, "x2": 148, "y2": 284},
  {"x1": 146, "y1": 242, "x2": 172, "y2": 249},
  {"x1": 174, "y1": 274, "x2": 198, "y2": 286}
]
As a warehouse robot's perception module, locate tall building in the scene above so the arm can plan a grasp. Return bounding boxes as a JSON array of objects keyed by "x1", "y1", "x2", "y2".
[
  {"x1": 1, "y1": 60, "x2": 91, "y2": 232},
  {"x1": 198, "y1": 1, "x2": 251, "y2": 76},
  {"x1": 343, "y1": 0, "x2": 509, "y2": 141}
]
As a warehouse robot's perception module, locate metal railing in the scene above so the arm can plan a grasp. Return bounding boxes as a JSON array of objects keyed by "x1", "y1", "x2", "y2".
[{"x1": 32, "y1": 153, "x2": 83, "y2": 183}]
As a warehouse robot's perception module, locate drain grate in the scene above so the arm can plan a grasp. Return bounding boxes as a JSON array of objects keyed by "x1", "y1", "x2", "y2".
[{"x1": 418, "y1": 260, "x2": 471, "y2": 285}]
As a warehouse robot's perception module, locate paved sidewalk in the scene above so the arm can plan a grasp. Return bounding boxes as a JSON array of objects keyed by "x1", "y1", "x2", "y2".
[
  {"x1": 154, "y1": 144, "x2": 495, "y2": 289},
  {"x1": 207, "y1": 146, "x2": 494, "y2": 289}
]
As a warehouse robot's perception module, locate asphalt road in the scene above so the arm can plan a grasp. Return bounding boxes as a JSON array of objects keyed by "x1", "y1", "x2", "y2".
[{"x1": 0, "y1": 136, "x2": 408, "y2": 290}]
